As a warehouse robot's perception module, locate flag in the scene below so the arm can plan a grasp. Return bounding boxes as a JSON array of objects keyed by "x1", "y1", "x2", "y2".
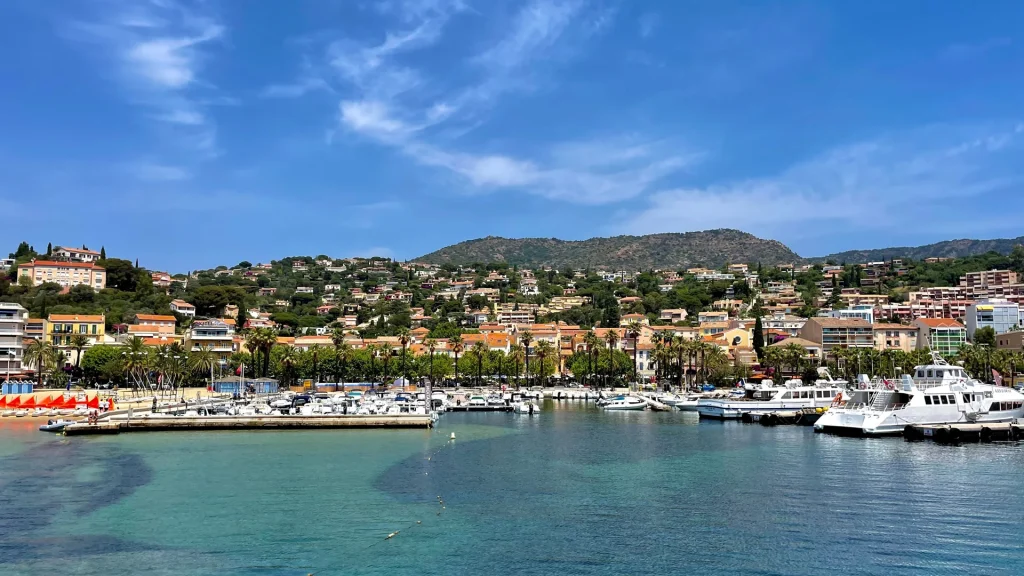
[
  {"x1": 883, "y1": 378, "x2": 894, "y2": 390},
  {"x1": 235, "y1": 366, "x2": 242, "y2": 376},
  {"x1": 993, "y1": 369, "x2": 1003, "y2": 387}
]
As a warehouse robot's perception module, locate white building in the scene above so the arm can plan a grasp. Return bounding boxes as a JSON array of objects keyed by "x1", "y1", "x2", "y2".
[
  {"x1": 826, "y1": 305, "x2": 874, "y2": 324},
  {"x1": 965, "y1": 299, "x2": 1021, "y2": 339},
  {"x1": 188, "y1": 319, "x2": 235, "y2": 359},
  {"x1": 0, "y1": 302, "x2": 28, "y2": 376},
  {"x1": 0, "y1": 258, "x2": 14, "y2": 272},
  {"x1": 170, "y1": 299, "x2": 196, "y2": 317},
  {"x1": 54, "y1": 246, "x2": 100, "y2": 263}
]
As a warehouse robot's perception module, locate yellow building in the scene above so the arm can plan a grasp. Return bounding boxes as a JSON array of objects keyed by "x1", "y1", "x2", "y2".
[
  {"x1": 19, "y1": 260, "x2": 106, "y2": 289},
  {"x1": 47, "y1": 314, "x2": 106, "y2": 365}
]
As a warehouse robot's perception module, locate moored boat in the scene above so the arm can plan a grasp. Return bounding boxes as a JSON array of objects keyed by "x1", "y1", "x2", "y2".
[{"x1": 601, "y1": 396, "x2": 647, "y2": 411}]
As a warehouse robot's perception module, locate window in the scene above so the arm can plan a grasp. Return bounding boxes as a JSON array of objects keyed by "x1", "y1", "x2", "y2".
[
  {"x1": 939, "y1": 396, "x2": 948, "y2": 404},
  {"x1": 92, "y1": 324, "x2": 97, "y2": 335},
  {"x1": 927, "y1": 370, "x2": 933, "y2": 378},
  {"x1": 925, "y1": 396, "x2": 932, "y2": 405},
  {"x1": 79, "y1": 324, "x2": 88, "y2": 334}
]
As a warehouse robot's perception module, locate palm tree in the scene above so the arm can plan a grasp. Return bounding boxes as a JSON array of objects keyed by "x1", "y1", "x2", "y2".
[
  {"x1": 604, "y1": 330, "x2": 619, "y2": 387},
  {"x1": 583, "y1": 330, "x2": 600, "y2": 388},
  {"x1": 534, "y1": 340, "x2": 554, "y2": 385},
  {"x1": 246, "y1": 330, "x2": 264, "y2": 377},
  {"x1": 258, "y1": 327, "x2": 278, "y2": 377},
  {"x1": 472, "y1": 341, "x2": 487, "y2": 386},
  {"x1": 625, "y1": 320, "x2": 643, "y2": 386},
  {"x1": 24, "y1": 339, "x2": 53, "y2": 387},
  {"x1": 279, "y1": 345, "x2": 299, "y2": 387},
  {"x1": 425, "y1": 339, "x2": 438, "y2": 387},
  {"x1": 122, "y1": 336, "x2": 152, "y2": 393},
  {"x1": 519, "y1": 330, "x2": 533, "y2": 387},
  {"x1": 672, "y1": 336, "x2": 686, "y2": 390},
  {"x1": 782, "y1": 342, "x2": 806, "y2": 377},
  {"x1": 331, "y1": 327, "x2": 350, "y2": 385},
  {"x1": 70, "y1": 334, "x2": 90, "y2": 371},
  {"x1": 450, "y1": 335, "x2": 464, "y2": 387},
  {"x1": 189, "y1": 344, "x2": 217, "y2": 388},
  {"x1": 397, "y1": 327, "x2": 411, "y2": 385},
  {"x1": 381, "y1": 346, "x2": 394, "y2": 387},
  {"x1": 509, "y1": 344, "x2": 525, "y2": 389},
  {"x1": 366, "y1": 344, "x2": 379, "y2": 384}
]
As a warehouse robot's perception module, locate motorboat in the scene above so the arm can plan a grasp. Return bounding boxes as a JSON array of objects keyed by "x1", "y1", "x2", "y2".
[
  {"x1": 815, "y1": 353, "x2": 1024, "y2": 436},
  {"x1": 515, "y1": 401, "x2": 541, "y2": 415},
  {"x1": 1, "y1": 409, "x2": 14, "y2": 417},
  {"x1": 600, "y1": 395, "x2": 647, "y2": 411},
  {"x1": 468, "y1": 395, "x2": 487, "y2": 407},
  {"x1": 14, "y1": 409, "x2": 29, "y2": 417},
  {"x1": 39, "y1": 419, "x2": 76, "y2": 432},
  {"x1": 696, "y1": 379, "x2": 845, "y2": 419},
  {"x1": 674, "y1": 394, "x2": 701, "y2": 412}
]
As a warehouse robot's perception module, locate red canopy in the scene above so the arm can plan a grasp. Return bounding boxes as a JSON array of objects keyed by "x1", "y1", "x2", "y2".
[
  {"x1": 38, "y1": 395, "x2": 56, "y2": 408},
  {"x1": 60, "y1": 396, "x2": 77, "y2": 409},
  {"x1": 0, "y1": 396, "x2": 6, "y2": 409},
  {"x1": 20, "y1": 396, "x2": 36, "y2": 409},
  {"x1": 7, "y1": 396, "x2": 21, "y2": 408},
  {"x1": 86, "y1": 395, "x2": 100, "y2": 409}
]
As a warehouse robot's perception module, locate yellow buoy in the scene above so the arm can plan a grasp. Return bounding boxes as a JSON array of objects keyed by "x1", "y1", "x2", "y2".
[{"x1": 449, "y1": 432, "x2": 456, "y2": 440}]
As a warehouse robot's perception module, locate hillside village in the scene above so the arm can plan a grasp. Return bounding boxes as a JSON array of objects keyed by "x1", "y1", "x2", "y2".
[{"x1": 3, "y1": 240, "x2": 1024, "y2": 389}]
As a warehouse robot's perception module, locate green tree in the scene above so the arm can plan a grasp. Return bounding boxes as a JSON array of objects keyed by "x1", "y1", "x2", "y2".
[
  {"x1": 69, "y1": 334, "x2": 90, "y2": 370},
  {"x1": 974, "y1": 326, "x2": 997, "y2": 347},
  {"x1": 24, "y1": 339, "x2": 54, "y2": 387},
  {"x1": 752, "y1": 315, "x2": 765, "y2": 359}
]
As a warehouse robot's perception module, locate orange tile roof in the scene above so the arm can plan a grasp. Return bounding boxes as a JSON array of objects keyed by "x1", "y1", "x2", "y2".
[
  {"x1": 872, "y1": 323, "x2": 918, "y2": 331},
  {"x1": 135, "y1": 314, "x2": 177, "y2": 322},
  {"x1": 220, "y1": 318, "x2": 236, "y2": 326},
  {"x1": 142, "y1": 337, "x2": 179, "y2": 346},
  {"x1": 48, "y1": 314, "x2": 104, "y2": 322},
  {"x1": 917, "y1": 318, "x2": 964, "y2": 328},
  {"x1": 27, "y1": 260, "x2": 104, "y2": 269}
]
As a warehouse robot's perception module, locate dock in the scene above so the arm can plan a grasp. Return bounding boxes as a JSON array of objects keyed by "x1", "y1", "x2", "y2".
[
  {"x1": 903, "y1": 422, "x2": 1023, "y2": 444},
  {"x1": 447, "y1": 405, "x2": 515, "y2": 412},
  {"x1": 63, "y1": 414, "x2": 434, "y2": 435}
]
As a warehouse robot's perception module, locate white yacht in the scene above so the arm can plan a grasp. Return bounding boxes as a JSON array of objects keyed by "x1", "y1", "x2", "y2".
[
  {"x1": 814, "y1": 354, "x2": 1024, "y2": 436},
  {"x1": 601, "y1": 395, "x2": 647, "y2": 411},
  {"x1": 696, "y1": 379, "x2": 845, "y2": 419},
  {"x1": 673, "y1": 394, "x2": 701, "y2": 412}
]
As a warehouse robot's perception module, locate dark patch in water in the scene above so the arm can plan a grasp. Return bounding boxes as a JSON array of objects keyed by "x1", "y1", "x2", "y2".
[{"x1": 0, "y1": 439, "x2": 157, "y2": 565}]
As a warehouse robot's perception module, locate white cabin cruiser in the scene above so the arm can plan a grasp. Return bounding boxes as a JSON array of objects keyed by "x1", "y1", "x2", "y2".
[
  {"x1": 815, "y1": 354, "x2": 1024, "y2": 436},
  {"x1": 696, "y1": 378, "x2": 845, "y2": 419},
  {"x1": 601, "y1": 395, "x2": 647, "y2": 411}
]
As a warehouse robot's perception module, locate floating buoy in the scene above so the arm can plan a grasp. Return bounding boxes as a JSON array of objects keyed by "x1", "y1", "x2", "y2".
[{"x1": 450, "y1": 432, "x2": 456, "y2": 440}]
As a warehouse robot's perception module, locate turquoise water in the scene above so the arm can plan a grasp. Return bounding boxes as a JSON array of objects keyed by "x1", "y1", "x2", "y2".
[{"x1": 2, "y1": 403, "x2": 1023, "y2": 575}]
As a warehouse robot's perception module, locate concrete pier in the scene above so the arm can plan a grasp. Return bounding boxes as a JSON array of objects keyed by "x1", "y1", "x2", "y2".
[{"x1": 63, "y1": 414, "x2": 433, "y2": 435}]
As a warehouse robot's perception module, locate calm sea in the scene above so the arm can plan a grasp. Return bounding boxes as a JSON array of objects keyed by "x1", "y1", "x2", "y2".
[{"x1": 1, "y1": 402, "x2": 1023, "y2": 576}]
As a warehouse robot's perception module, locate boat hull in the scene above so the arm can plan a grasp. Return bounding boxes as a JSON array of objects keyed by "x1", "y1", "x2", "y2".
[
  {"x1": 814, "y1": 407, "x2": 1024, "y2": 436},
  {"x1": 697, "y1": 399, "x2": 832, "y2": 420}
]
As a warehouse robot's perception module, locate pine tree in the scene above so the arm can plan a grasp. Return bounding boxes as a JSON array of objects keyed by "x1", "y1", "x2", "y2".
[{"x1": 753, "y1": 315, "x2": 765, "y2": 360}]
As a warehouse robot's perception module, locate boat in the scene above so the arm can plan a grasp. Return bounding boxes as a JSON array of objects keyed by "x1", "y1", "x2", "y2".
[
  {"x1": 514, "y1": 401, "x2": 541, "y2": 415},
  {"x1": 601, "y1": 396, "x2": 647, "y2": 411},
  {"x1": 815, "y1": 353, "x2": 1024, "y2": 436},
  {"x1": 1, "y1": 409, "x2": 14, "y2": 417},
  {"x1": 674, "y1": 394, "x2": 701, "y2": 412},
  {"x1": 468, "y1": 395, "x2": 487, "y2": 407},
  {"x1": 696, "y1": 378, "x2": 846, "y2": 419},
  {"x1": 39, "y1": 419, "x2": 76, "y2": 432},
  {"x1": 14, "y1": 409, "x2": 28, "y2": 417}
]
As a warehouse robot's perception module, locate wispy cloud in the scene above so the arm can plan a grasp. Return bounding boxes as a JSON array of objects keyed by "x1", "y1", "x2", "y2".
[
  {"x1": 617, "y1": 124, "x2": 1024, "y2": 238},
  {"x1": 63, "y1": 0, "x2": 226, "y2": 157},
  {"x1": 282, "y1": 0, "x2": 687, "y2": 204},
  {"x1": 942, "y1": 37, "x2": 1012, "y2": 62},
  {"x1": 128, "y1": 162, "x2": 191, "y2": 181},
  {"x1": 638, "y1": 12, "x2": 659, "y2": 39}
]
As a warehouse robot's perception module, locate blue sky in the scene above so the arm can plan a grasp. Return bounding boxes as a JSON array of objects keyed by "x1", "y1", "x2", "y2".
[{"x1": 3, "y1": 0, "x2": 1024, "y2": 272}]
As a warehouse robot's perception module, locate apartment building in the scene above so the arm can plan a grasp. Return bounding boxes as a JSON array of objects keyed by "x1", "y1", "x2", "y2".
[
  {"x1": 47, "y1": 314, "x2": 105, "y2": 365},
  {"x1": 659, "y1": 308, "x2": 688, "y2": 323},
  {"x1": 799, "y1": 317, "x2": 873, "y2": 352},
  {"x1": 188, "y1": 319, "x2": 235, "y2": 359},
  {"x1": 914, "y1": 318, "x2": 967, "y2": 356},
  {"x1": 18, "y1": 260, "x2": 106, "y2": 289},
  {"x1": 872, "y1": 324, "x2": 919, "y2": 352},
  {"x1": 497, "y1": 310, "x2": 535, "y2": 326},
  {"x1": 965, "y1": 299, "x2": 1021, "y2": 339},
  {"x1": 960, "y1": 269, "x2": 1018, "y2": 290},
  {"x1": 0, "y1": 303, "x2": 28, "y2": 376},
  {"x1": 826, "y1": 306, "x2": 875, "y2": 324}
]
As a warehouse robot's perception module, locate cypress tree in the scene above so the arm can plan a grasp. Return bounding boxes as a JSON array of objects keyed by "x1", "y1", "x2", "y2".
[
  {"x1": 753, "y1": 315, "x2": 765, "y2": 359},
  {"x1": 46, "y1": 242, "x2": 52, "y2": 257},
  {"x1": 100, "y1": 246, "x2": 106, "y2": 260},
  {"x1": 236, "y1": 302, "x2": 248, "y2": 332}
]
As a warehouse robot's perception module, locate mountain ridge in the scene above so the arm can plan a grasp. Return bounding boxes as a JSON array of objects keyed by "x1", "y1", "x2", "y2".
[{"x1": 413, "y1": 230, "x2": 1024, "y2": 270}]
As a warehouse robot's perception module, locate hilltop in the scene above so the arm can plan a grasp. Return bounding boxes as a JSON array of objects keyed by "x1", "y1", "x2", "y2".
[
  {"x1": 413, "y1": 229, "x2": 802, "y2": 270},
  {"x1": 819, "y1": 236, "x2": 1024, "y2": 264}
]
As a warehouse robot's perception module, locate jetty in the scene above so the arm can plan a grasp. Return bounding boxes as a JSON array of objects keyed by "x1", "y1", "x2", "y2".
[
  {"x1": 903, "y1": 422, "x2": 1023, "y2": 444},
  {"x1": 63, "y1": 414, "x2": 434, "y2": 436},
  {"x1": 741, "y1": 407, "x2": 826, "y2": 426},
  {"x1": 447, "y1": 405, "x2": 514, "y2": 412},
  {"x1": 636, "y1": 393, "x2": 672, "y2": 411}
]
